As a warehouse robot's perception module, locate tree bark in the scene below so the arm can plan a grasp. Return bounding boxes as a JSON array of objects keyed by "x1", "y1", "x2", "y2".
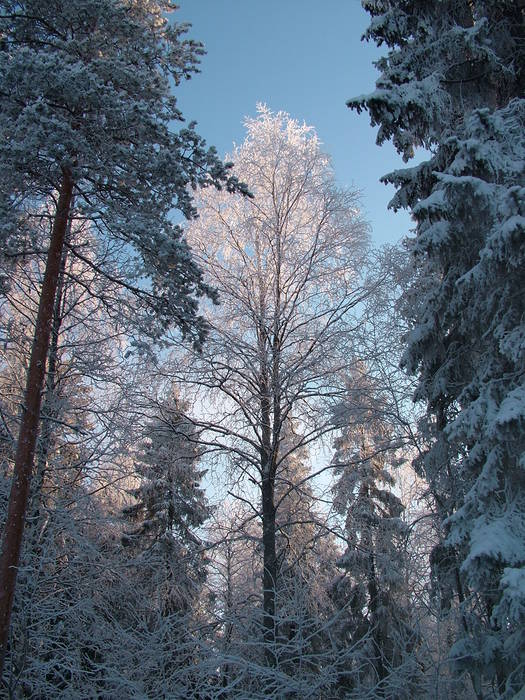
[
  {"x1": 368, "y1": 550, "x2": 387, "y2": 695},
  {"x1": 30, "y1": 233, "x2": 69, "y2": 538},
  {"x1": 0, "y1": 169, "x2": 74, "y2": 679},
  {"x1": 262, "y1": 472, "x2": 277, "y2": 667}
]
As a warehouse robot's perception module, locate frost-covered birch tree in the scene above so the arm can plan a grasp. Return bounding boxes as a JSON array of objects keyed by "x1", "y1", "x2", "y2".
[
  {"x1": 349, "y1": 2, "x2": 525, "y2": 695},
  {"x1": 179, "y1": 106, "x2": 371, "y2": 674},
  {"x1": 0, "y1": 0, "x2": 245, "y2": 669}
]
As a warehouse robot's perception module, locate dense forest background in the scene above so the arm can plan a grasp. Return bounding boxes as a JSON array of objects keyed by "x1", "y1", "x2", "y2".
[{"x1": 0, "y1": 1, "x2": 523, "y2": 698}]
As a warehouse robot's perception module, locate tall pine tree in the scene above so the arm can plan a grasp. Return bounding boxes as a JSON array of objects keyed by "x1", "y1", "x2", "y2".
[{"x1": 0, "y1": 0, "x2": 244, "y2": 669}]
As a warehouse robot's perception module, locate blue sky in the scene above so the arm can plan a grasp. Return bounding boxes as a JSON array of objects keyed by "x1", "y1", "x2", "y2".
[{"x1": 174, "y1": 0, "x2": 415, "y2": 247}]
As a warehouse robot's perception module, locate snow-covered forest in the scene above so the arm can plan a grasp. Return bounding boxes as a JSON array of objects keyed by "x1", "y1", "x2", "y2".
[{"x1": 0, "y1": 1, "x2": 523, "y2": 698}]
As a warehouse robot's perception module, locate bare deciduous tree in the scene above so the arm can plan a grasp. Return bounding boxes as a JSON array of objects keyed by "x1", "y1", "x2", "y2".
[{"x1": 178, "y1": 106, "x2": 371, "y2": 666}]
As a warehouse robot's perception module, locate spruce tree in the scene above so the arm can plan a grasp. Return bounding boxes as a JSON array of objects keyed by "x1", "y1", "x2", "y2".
[
  {"x1": 349, "y1": 2, "x2": 525, "y2": 695},
  {"x1": 122, "y1": 394, "x2": 210, "y2": 615},
  {"x1": 331, "y1": 369, "x2": 417, "y2": 697}
]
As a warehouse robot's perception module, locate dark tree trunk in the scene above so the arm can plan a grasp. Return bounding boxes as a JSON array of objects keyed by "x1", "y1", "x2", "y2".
[
  {"x1": 262, "y1": 472, "x2": 277, "y2": 667},
  {"x1": 0, "y1": 170, "x2": 74, "y2": 679},
  {"x1": 30, "y1": 234, "x2": 69, "y2": 537},
  {"x1": 368, "y1": 551, "x2": 387, "y2": 695},
  {"x1": 221, "y1": 543, "x2": 234, "y2": 692}
]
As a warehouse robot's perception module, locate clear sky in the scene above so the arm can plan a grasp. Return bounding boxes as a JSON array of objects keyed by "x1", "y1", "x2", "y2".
[{"x1": 173, "y1": 0, "x2": 415, "y2": 247}]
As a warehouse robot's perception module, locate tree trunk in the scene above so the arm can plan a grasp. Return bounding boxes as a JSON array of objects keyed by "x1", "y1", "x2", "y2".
[
  {"x1": 259, "y1": 333, "x2": 278, "y2": 667},
  {"x1": 221, "y1": 543, "x2": 234, "y2": 692},
  {"x1": 368, "y1": 551, "x2": 387, "y2": 695},
  {"x1": 262, "y1": 472, "x2": 277, "y2": 667},
  {"x1": 0, "y1": 170, "x2": 74, "y2": 679},
  {"x1": 30, "y1": 235, "x2": 69, "y2": 539}
]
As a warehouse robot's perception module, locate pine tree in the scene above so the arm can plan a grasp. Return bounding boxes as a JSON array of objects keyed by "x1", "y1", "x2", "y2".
[
  {"x1": 349, "y1": 2, "x2": 525, "y2": 695},
  {"x1": 0, "y1": 0, "x2": 244, "y2": 668},
  {"x1": 0, "y1": 218, "x2": 158, "y2": 694}
]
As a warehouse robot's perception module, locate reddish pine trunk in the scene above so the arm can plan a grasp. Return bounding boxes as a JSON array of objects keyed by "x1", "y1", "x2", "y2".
[{"x1": 0, "y1": 170, "x2": 74, "y2": 679}]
